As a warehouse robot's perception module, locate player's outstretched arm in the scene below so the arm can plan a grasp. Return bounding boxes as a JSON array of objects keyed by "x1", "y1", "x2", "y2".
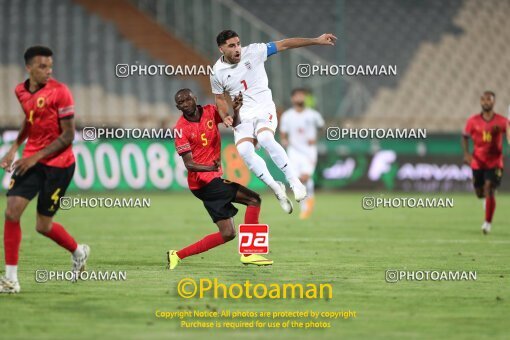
[
  {"x1": 13, "y1": 117, "x2": 75, "y2": 176},
  {"x1": 0, "y1": 120, "x2": 29, "y2": 172},
  {"x1": 275, "y1": 33, "x2": 337, "y2": 52},
  {"x1": 181, "y1": 152, "x2": 220, "y2": 172},
  {"x1": 215, "y1": 94, "x2": 234, "y2": 128},
  {"x1": 461, "y1": 135, "x2": 472, "y2": 165}
]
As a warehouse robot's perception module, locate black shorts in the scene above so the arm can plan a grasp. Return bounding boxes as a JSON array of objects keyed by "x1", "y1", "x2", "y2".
[
  {"x1": 191, "y1": 178, "x2": 240, "y2": 223},
  {"x1": 7, "y1": 163, "x2": 75, "y2": 217},
  {"x1": 472, "y1": 168, "x2": 503, "y2": 188}
]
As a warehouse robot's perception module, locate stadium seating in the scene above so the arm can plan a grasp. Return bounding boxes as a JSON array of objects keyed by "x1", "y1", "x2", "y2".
[
  {"x1": 0, "y1": 0, "x2": 202, "y2": 128},
  {"x1": 357, "y1": 0, "x2": 510, "y2": 131},
  {"x1": 235, "y1": 0, "x2": 476, "y2": 128},
  {"x1": 2, "y1": 0, "x2": 509, "y2": 132}
]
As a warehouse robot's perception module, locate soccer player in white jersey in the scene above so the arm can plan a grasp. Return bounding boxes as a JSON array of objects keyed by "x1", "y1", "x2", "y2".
[
  {"x1": 280, "y1": 89, "x2": 324, "y2": 219},
  {"x1": 210, "y1": 30, "x2": 336, "y2": 214}
]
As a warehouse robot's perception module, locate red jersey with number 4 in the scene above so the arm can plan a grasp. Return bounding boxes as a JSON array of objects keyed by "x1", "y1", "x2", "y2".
[
  {"x1": 174, "y1": 105, "x2": 223, "y2": 190},
  {"x1": 15, "y1": 78, "x2": 75, "y2": 168},
  {"x1": 463, "y1": 113, "x2": 508, "y2": 169}
]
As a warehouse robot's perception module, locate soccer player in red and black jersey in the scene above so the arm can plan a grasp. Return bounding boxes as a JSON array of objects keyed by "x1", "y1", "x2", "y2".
[
  {"x1": 167, "y1": 89, "x2": 272, "y2": 269},
  {"x1": 462, "y1": 91, "x2": 510, "y2": 234},
  {"x1": 0, "y1": 46, "x2": 89, "y2": 293}
]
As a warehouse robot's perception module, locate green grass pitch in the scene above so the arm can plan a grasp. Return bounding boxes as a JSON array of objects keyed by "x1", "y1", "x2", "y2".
[{"x1": 0, "y1": 192, "x2": 508, "y2": 339}]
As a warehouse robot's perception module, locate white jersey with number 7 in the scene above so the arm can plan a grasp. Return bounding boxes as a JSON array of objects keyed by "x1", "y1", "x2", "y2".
[{"x1": 210, "y1": 42, "x2": 278, "y2": 122}]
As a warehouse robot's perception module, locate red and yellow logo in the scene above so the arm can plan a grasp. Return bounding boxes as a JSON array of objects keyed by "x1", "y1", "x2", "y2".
[
  {"x1": 37, "y1": 97, "x2": 45, "y2": 108},
  {"x1": 482, "y1": 130, "x2": 492, "y2": 143}
]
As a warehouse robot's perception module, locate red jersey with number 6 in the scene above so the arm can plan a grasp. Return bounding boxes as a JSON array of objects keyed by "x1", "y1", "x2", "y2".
[
  {"x1": 15, "y1": 78, "x2": 75, "y2": 168},
  {"x1": 463, "y1": 113, "x2": 508, "y2": 169},
  {"x1": 174, "y1": 105, "x2": 223, "y2": 190}
]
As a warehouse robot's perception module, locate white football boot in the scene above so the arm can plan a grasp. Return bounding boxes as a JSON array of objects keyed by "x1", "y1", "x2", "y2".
[
  {"x1": 71, "y1": 244, "x2": 90, "y2": 282},
  {"x1": 275, "y1": 181, "x2": 293, "y2": 214},
  {"x1": 0, "y1": 276, "x2": 20, "y2": 294}
]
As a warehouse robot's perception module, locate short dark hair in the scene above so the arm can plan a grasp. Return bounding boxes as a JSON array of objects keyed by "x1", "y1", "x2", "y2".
[
  {"x1": 24, "y1": 46, "x2": 53, "y2": 65},
  {"x1": 216, "y1": 30, "x2": 239, "y2": 46},
  {"x1": 174, "y1": 88, "x2": 193, "y2": 101},
  {"x1": 291, "y1": 88, "x2": 309, "y2": 96},
  {"x1": 483, "y1": 90, "x2": 495, "y2": 99}
]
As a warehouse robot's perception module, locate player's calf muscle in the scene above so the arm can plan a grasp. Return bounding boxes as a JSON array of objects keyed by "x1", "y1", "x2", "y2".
[{"x1": 248, "y1": 194, "x2": 261, "y2": 207}]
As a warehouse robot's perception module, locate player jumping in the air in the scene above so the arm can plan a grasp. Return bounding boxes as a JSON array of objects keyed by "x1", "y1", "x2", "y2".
[
  {"x1": 462, "y1": 91, "x2": 509, "y2": 234},
  {"x1": 280, "y1": 89, "x2": 325, "y2": 219},
  {"x1": 167, "y1": 89, "x2": 273, "y2": 269},
  {"x1": 0, "y1": 46, "x2": 89, "y2": 294},
  {"x1": 210, "y1": 30, "x2": 337, "y2": 214}
]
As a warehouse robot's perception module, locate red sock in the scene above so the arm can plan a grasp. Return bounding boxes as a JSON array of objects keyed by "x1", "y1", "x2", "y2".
[
  {"x1": 4, "y1": 220, "x2": 22, "y2": 265},
  {"x1": 243, "y1": 206, "x2": 261, "y2": 257},
  {"x1": 177, "y1": 232, "x2": 225, "y2": 259},
  {"x1": 245, "y1": 206, "x2": 261, "y2": 224},
  {"x1": 485, "y1": 195, "x2": 496, "y2": 223},
  {"x1": 43, "y1": 222, "x2": 78, "y2": 253}
]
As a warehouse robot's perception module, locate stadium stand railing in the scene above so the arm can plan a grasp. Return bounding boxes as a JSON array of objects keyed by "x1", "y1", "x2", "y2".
[{"x1": 0, "y1": 0, "x2": 202, "y2": 128}]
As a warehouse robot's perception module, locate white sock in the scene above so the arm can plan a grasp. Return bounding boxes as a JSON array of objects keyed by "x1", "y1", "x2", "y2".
[
  {"x1": 6, "y1": 265, "x2": 18, "y2": 282},
  {"x1": 306, "y1": 178, "x2": 314, "y2": 197},
  {"x1": 300, "y1": 197, "x2": 307, "y2": 211},
  {"x1": 257, "y1": 131, "x2": 299, "y2": 186},
  {"x1": 237, "y1": 141, "x2": 282, "y2": 194},
  {"x1": 73, "y1": 245, "x2": 84, "y2": 258}
]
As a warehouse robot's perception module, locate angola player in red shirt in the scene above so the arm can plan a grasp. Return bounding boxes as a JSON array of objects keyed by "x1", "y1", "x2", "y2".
[
  {"x1": 462, "y1": 91, "x2": 510, "y2": 234},
  {"x1": 0, "y1": 46, "x2": 89, "y2": 294},
  {"x1": 167, "y1": 89, "x2": 272, "y2": 269}
]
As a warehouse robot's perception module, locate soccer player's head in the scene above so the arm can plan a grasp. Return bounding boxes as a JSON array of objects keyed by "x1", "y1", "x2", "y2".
[
  {"x1": 24, "y1": 46, "x2": 53, "y2": 85},
  {"x1": 175, "y1": 88, "x2": 198, "y2": 116},
  {"x1": 291, "y1": 88, "x2": 308, "y2": 109},
  {"x1": 480, "y1": 91, "x2": 495, "y2": 112},
  {"x1": 216, "y1": 30, "x2": 241, "y2": 64}
]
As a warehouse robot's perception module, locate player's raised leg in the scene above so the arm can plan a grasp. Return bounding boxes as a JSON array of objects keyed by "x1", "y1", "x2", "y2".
[
  {"x1": 1, "y1": 196, "x2": 30, "y2": 294},
  {"x1": 233, "y1": 185, "x2": 273, "y2": 266},
  {"x1": 35, "y1": 214, "x2": 89, "y2": 279},
  {"x1": 236, "y1": 138, "x2": 293, "y2": 213},
  {"x1": 168, "y1": 218, "x2": 236, "y2": 270},
  {"x1": 256, "y1": 127, "x2": 307, "y2": 202}
]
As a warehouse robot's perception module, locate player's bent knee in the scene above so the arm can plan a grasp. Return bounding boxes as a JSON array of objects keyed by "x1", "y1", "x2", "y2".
[
  {"x1": 35, "y1": 215, "x2": 53, "y2": 234},
  {"x1": 35, "y1": 223, "x2": 51, "y2": 234},
  {"x1": 5, "y1": 196, "x2": 30, "y2": 221},
  {"x1": 250, "y1": 194, "x2": 262, "y2": 206},
  {"x1": 5, "y1": 206, "x2": 22, "y2": 222},
  {"x1": 483, "y1": 184, "x2": 494, "y2": 196},
  {"x1": 221, "y1": 228, "x2": 236, "y2": 242},
  {"x1": 236, "y1": 141, "x2": 256, "y2": 159},
  {"x1": 256, "y1": 130, "x2": 275, "y2": 147}
]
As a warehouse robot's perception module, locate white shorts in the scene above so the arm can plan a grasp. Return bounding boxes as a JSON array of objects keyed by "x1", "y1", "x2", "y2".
[
  {"x1": 287, "y1": 147, "x2": 317, "y2": 176},
  {"x1": 233, "y1": 113, "x2": 278, "y2": 145}
]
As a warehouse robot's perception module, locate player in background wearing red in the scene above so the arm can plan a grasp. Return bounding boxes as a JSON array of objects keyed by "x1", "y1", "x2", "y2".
[
  {"x1": 0, "y1": 46, "x2": 89, "y2": 294},
  {"x1": 462, "y1": 91, "x2": 509, "y2": 234},
  {"x1": 167, "y1": 89, "x2": 272, "y2": 269}
]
